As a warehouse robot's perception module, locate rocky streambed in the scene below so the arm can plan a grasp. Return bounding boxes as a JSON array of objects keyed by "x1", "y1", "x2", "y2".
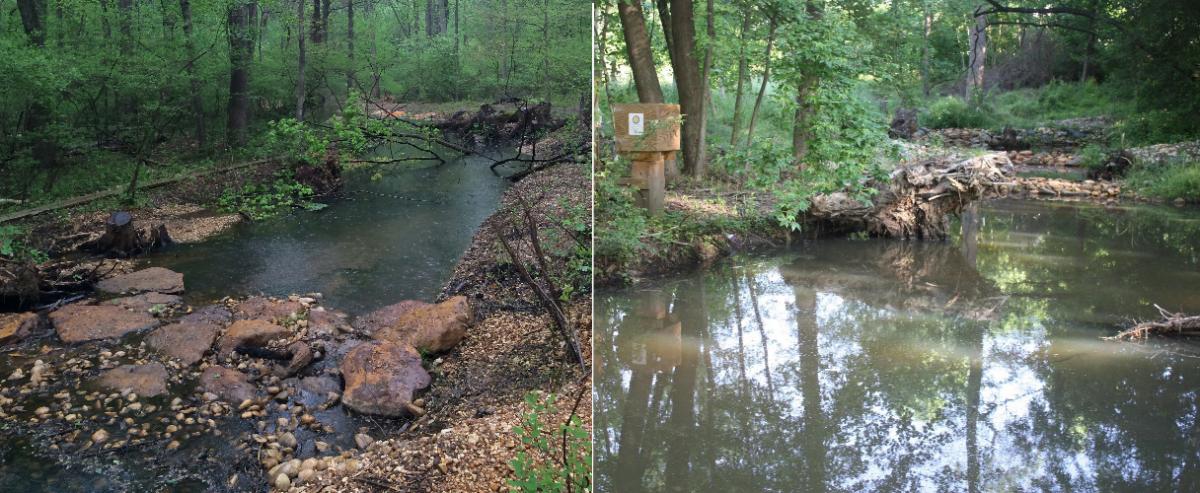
[{"x1": 0, "y1": 266, "x2": 473, "y2": 492}]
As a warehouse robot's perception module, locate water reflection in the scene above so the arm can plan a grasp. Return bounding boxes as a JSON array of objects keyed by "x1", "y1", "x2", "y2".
[{"x1": 596, "y1": 199, "x2": 1200, "y2": 492}]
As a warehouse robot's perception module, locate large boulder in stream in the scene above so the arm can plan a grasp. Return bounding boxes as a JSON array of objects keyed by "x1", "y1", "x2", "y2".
[
  {"x1": 218, "y1": 319, "x2": 292, "y2": 357},
  {"x1": 51, "y1": 304, "x2": 160, "y2": 343},
  {"x1": 96, "y1": 363, "x2": 170, "y2": 397},
  {"x1": 372, "y1": 296, "x2": 472, "y2": 353},
  {"x1": 95, "y1": 267, "x2": 185, "y2": 295},
  {"x1": 199, "y1": 366, "x2": 258, "y2": 403},
  {"x1": 352, "y1": 300, "x2": 427, "y2": 333},
  {"x1": 146, "y1": 321, "x2": 222, "y2": 365},
  {"x1": 0, "y1": 312, "x2": 40, "y2": 345},
  {"x1": 340, "y1": 341, "x2": 430, "y2": 417}
]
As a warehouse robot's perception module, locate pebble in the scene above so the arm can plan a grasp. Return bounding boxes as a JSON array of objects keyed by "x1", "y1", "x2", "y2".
[
  {"x1": 355, "y1": 433, "x2": 374, "y2": 449},
  {"x1": 274, "y1": 473, "x2": 291, "y2": 490},
  {"x1": 278, "y1": 432, "x2": 297, "y2": 449},
  {"x1": 92, "y1": 429, "x2": 110, "y2": 443}
]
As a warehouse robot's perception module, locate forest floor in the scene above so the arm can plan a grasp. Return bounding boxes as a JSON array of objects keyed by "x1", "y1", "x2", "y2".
[{"x1": 597, "y1": 117, "x2": 1200, "y2": 286}]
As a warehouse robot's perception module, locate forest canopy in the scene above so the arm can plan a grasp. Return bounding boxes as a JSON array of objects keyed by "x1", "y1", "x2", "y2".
[{"x1": 1, "y1": 0, "x2": 590, "y2": 204}]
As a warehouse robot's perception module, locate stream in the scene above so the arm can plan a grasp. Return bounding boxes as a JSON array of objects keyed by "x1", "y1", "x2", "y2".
[
  {"x1": 0, "y1": 154, "x2": 512, "y2": 492},
  {"x1": 596, "y1": 198, "x2": 1200, "y2": 493}
]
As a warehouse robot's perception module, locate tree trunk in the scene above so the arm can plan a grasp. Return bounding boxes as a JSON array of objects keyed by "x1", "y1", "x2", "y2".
[
  {"x1": 922, "y1": 2, "x2": 932, "y2": 97},
  {"x1": 346, "y1": 0, "x2": 355, "y2": 93},
  {"x1": 425, "y1": 0, "x2": 447, "y2": 36},
  {"x1": 310, "y1": 0, "x2": 323, "y2": 42},
  {"x1": 663, "y1": 0, "x2": 706, "y2": 178},
  {"x1": 792, "y1": 75, "x2": 816, "y2": 163},
  {"x1": 697, "y1": 0, "x2": 714, "y2": 165},
  {"x1": 227, "y1": 0, "x2": 257, "y2": 147},
  {"x1": 1080, "y1": 0, "x2": 1098, "y2": 82},
  {"x1": 617, "y1": 0, "x2": 664, "y2": 103},
  {"x1": 729, "y1": 10, "x2": 753, "y2": 148},
  {"x1": 745, "y1": 17, "x2": 776, "y2": 152},
  {"x1": 296, "y1": 0, "x2": 307, "y2": 120},
  {"x1": 965, "y1": 6, "x2": 987, "y2": 101},
  {"x1": 180, "y1": 0, "x2": 206, "y2": 146}
]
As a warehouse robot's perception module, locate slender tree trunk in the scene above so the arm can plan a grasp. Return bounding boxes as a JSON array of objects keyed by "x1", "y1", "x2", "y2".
[
  {"x1": 297, "y1": 0, "x2": 307, "y2": 120},
  {"x1": 729, "y1": 9, "x2": 753, "y2": 148},
  {"x1": 745, "y1": 17, "x2": 776, "y2": 152},
  {"x1": 100, "y1": 0, "x2": 112, "y2": 39},
  {"x1": 228, "y1": 0, "x2": 257, "y2": 146},
  {"x1": 346, "y1": 0, "x2": 355, "y2": 93},
  {"x1": 1080, "y1": 0, "x2": 1098, "y2": 82},
  {"x1": 617, "y1": 0, "x2": 664, "y2": 103},
  {"x1": 965, "y1": 6, "x2": 987, "y2": 101},
  {"x1": 180, "y1": 0, "x2": 206, "y2": 146},
  {"x1": 310, "y1": 0, "x2": 323, "y2": 42},
  {"x1": 663, "y1": 0, "x2": 706, "y2": 177},
  {"x1": 792, "y1": 1, "x2": 823, "y2": 163},
  {"x1": 922, "y1": 2, "x2": 932, "y2": 97},
  {"x1": 425, "y1": 0, "x2": 447, "y2": 36},
  {"x1": 697, "y1": 0, "x2": 714, "y2": 166}
]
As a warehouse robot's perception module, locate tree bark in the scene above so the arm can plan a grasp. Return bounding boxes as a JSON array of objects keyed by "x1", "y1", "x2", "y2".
[
  {"x1": 965, "y1": 6, "x2": 987, "y2": 101},
  {"x1": 227, "y1": 0, "x2": 257, "y2": 147},
  {"x1": 617, "y1": 1, "x2": 665, "y2": 104},
  {"x1": 663, "y1": 0, "x2": 706, "y2": 177},
  {"x1": 310, "y1": 0, "x2": 323, "y2": 42},
  {"x1": 16, "y1": 0, "x2": 45, "y2": 46},
  {"x1": 296, "y1": 0, "x2": 307, "y2": 120},
  {"x1": 729, "y1": 9, "x2": 753, "y2": 148},
  {"x1": 180, "y1": 0, "x2": 206, "y2": 146},
  {"x1": 425, "y1": 0, "x2": 447, "y2": 36},
  {"x1": 792, "y1": 2, "x2": 822, "y2": 163}
]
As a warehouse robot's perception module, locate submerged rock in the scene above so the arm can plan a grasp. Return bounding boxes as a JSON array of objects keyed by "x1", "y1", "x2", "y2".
[
  {"x1": 199, "y1": 366, "x2": 258, "y2": 404},
  {"x1": 95, "y1": 267, "x2": 185, "y2": 295},
  {"x1": 340, "y1": 341, "x2": 430, "y2": 417},
  {"x1": 96, "y1": 363, "x2": 170, "y2": 397},
  {"x1": 104, "y1": 292, "x2": 183, "y2": 314},
  {"x1": 179, "y1": 305, "x2": 234, "y2": 326},
  {"x1": 353, "y1": 300, "x2": 425, "y2": 333},
  {"x1": 374, "y1": 296, "x2": 472, "y2": 353},
  {"x1": 233, "y1": 297, "x2": 305, "y2": 323},
  {"x1": 146, "y1": 321, "x2": 222, "y2": 365},
  {"x1": 50, "y1": 304, "x2": 160, "y2": 343},
  {"x1": 218, "y1": 319, "x2": 292, "y2": 357},
  {"x1": 0, "y1": 312, "x2": 40, "y2": 345}
]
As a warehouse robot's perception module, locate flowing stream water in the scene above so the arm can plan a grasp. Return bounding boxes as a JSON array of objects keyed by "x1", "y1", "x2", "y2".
[
  {"x1": 596, "y1": 198, "x2": 1200, "y2": 493},
  {"x1": 0, "y1": 154, "x2": 511, "y2": 491}
]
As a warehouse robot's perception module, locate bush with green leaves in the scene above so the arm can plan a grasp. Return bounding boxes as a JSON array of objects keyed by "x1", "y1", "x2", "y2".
[
  {"x1": 0, "y1": 225, "x2": 48, "y2": 263},
  {"x1": 508, "y1": 391, "x2": 591, "y2": 493},
  {"x1": 1127, "y1": 160, "x2": 1200, "y2": 202},
  {"x1": 924, "y1": 97, "x2": 993, "y2": 129},
  {"x1": 216, "y1": 172, "x2": 321, "y2": 220}
]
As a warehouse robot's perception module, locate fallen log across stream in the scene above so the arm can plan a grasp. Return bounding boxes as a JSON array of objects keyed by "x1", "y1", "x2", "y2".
[
  {"x1": 1105, "y1": 305, "x2": 1200, "y2": 341},
  {"x1": 801, "y1": 152, "x2": 1013, "y2": 239}
]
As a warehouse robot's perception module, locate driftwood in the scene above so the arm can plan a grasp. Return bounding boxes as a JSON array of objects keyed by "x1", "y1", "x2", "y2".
[
  {"x1": 1105, "y1": 305, "x2": 1200, "y2": 341},
  {"x1": 0, "y1": 258, "x2": 116, "y2": 309},
  {"x1": 435, "y1": 99, "x2": 564, "y2": 145},
  {"x1": 804, "y1": 152, "x2": 1013, "y2": 239}
]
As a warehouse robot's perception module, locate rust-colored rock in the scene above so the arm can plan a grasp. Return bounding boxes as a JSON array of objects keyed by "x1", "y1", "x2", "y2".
[
  {"x1": 340, "y1": 341, "x2": 430, "y2": 417},
  {"x1": 51, "y1": 304, "x2": 160, "y2": 343},
  {"x1": 104, "y1": 292, "x2": 183, "y2": 314},
  {"x1": 198, "y1": 366, "x2": 258, "y2": 404},
  {"x1": 179, "y1": 305, "x2": 233, "y2": 326},
  {"x1": 352, "y1": 300, "x2": 425, "y2": 333},
  {"x1": 374, "y1": 296, "x2": 472, "y2": 353},
  {"x1": 95, "y1": 267, "x2": 184, "y2": 295},
  {"x1": 0, "y1": 312, "x2": 39, "y2": 345},
  {"x1": 232, "y1": 296, "x2": 305, "y2": 323},
  {"x1": 217, "y1": 319, "x2": 291, "y2": 357},
  {"x1": 308, "y1": 308, "x2": 350, "y2": 336},
  {"x1": 146, "y1": 321, "x2": 222, "y2": 365},
  {"x1": 96, "y1": 363, "x2": 169, "y2": 397}
]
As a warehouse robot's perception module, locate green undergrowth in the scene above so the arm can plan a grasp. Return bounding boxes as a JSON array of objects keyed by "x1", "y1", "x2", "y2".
[
  {"x1": 508, "y1": 391, "x2": 591, "y2": 493},
  {"x1": 216, "y1": 171, "x2": 324, "y2": 220},
  {"x1": 1126, "y1": 160, "x2": 1200, "y2": 202}
]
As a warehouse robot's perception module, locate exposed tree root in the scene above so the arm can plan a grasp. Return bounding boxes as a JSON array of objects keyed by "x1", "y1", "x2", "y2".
[
  {"x1": 804, "y1": 152, "x2": 1013, "y2": 239},
  {"x1": 1106, "y1": 305, "x2": 1200, "y2": 341}
]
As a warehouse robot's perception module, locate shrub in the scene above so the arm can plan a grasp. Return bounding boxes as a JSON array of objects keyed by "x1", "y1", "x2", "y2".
[
  {"x1": 508, "y1": 392, "x2": 591, "y2": 493},
  {"x1": 1127, "y1": 161, "x2": 1200, "y2": 202},
  {"x1": 924, "y1": 97, "x2": 992, "y2": 129}
]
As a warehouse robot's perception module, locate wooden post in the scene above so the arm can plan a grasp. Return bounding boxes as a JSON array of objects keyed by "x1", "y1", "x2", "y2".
[{"x1": 613, "y1": 104, "x2": 681, "y2": 217}]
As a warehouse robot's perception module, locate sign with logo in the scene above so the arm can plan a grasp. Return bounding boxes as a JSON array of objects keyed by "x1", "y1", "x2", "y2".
[{"x1": 628, "y1": 113, "x2": 645, "y2": 136}]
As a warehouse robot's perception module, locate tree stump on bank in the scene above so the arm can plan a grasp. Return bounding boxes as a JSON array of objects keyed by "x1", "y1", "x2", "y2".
[{"x1": 84, "y1": 211, "x2": 174, "y2": 258}]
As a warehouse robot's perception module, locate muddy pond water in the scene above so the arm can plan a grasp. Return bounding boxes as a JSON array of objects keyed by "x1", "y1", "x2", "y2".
[
  {"x1": 596, "y1": 199, "x2": 1200, "y2": 493},
  {"x1": 0, "y1": 155, "x2": 511, "y2": 492}
]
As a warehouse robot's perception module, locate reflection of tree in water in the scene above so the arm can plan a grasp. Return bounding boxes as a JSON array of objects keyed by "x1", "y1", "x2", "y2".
[{"x1": 596, "y1": 207, "x2": 1200, "y2": 492}]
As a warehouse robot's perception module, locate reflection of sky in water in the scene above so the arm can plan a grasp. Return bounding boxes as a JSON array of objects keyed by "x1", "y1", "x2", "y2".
[{"x1": 596, "y1": 199, "x2": 1200, "y2": 493}]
